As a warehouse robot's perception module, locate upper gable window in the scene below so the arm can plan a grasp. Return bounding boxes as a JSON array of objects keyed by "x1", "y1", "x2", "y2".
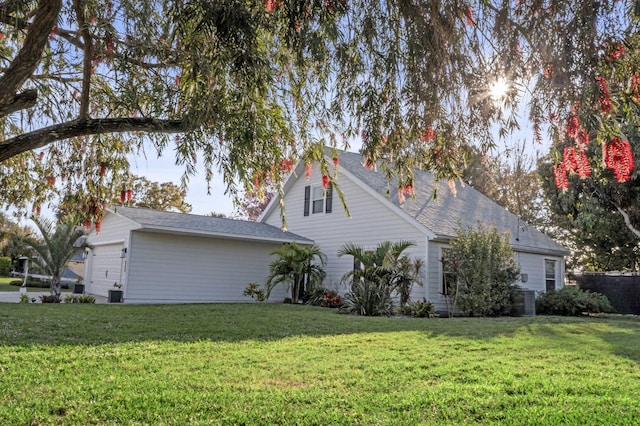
[{"x1": 304, "y1": 184, "x2": 332, "y2": 216}]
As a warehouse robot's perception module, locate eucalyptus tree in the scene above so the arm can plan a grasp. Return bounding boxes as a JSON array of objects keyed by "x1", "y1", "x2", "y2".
[
  {"x1": 1, "y1": 1, "x2": 638, "y2": 227},
  {"x1": 23, "y1": 216, "x2": 86, "y2": 297}
]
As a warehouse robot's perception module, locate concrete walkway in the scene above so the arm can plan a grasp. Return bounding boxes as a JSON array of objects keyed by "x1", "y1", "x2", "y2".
[{"x1": 0, "y1": 291, "x2": 108, "y2": 304}]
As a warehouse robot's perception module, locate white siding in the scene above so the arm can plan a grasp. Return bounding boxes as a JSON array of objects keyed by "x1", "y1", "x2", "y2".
[
  {"x1": 124, "y1": 231, "x2": 288, "y2": 303},
  {"x1": 264, "y1": 162, "x2": 430, "y2": 301},
  {"x1": 515, "y1": 251, "x2": 565, "y2": 294}
]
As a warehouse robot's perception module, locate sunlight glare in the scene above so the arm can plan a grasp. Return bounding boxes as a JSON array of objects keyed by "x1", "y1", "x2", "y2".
[{"x1": 489, "y1": 78, "x2": 509, "y2": 100}]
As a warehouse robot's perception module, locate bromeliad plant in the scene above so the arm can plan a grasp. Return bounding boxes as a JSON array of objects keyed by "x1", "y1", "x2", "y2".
[
  {"x1": 338, "y1": 240, "x2": 423, "y2": 316},
  {"x1": 265, "y1": 243, "x2": 327, "y2": 304}
]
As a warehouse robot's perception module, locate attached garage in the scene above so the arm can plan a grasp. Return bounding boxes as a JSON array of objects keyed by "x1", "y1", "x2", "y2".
[
  {"x1": 83, "y1": 206, "x2": 313, "y2": 303},
  {"x1": 86, "y1": 242, "x2": 125, "y2": 297}
]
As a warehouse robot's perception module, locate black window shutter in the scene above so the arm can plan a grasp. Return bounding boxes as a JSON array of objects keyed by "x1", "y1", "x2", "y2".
[
  {"x1": 325, "y1": 183, "x2": 333, "y2": 213},
  {"x1": 304, "y1": 186, "x2": 310, "y2": 216}
]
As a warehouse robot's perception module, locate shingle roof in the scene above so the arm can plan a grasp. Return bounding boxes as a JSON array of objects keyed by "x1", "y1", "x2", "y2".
[
  {"x1": 334, "y1": 149, "x2": 569, "y2": 256},
  {"x1": 112, "y1": 206, "x2": 313, "y2": 244}
]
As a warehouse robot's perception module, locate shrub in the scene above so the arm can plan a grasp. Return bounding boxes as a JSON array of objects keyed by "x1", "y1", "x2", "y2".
[
  {"x1": 19, "y1": 294, "x2": 30, "y2": 304},
  {"x1": 243, "y1": 283, "x2": 266, "y2": 302},
  {"x1": 400, "y1": 299, "x2": 439, "y2": 318},
  {"x1": 64, "y1": 295, "x2": 96, "y2": 304},
  {"x1": 0, "y1": 257, "x2": 11, "y2": 276},
  {"x1": 40, "y1": 295, "x2": 61, "y2": 303},
  {"x1": 306, "y1": 287, "x2": 343, "y2": 308},
  {"x1": 446, "y1": 224, "x2": 521, "y2": 316},
  {"x1": 340, "y1": 279, "x2": 394, "y2": 316},
  {"x1": 536, "y1": 286, "x2": 615, "y2": 316},
  {"x1": 10, "y1": 279, "x2": 69, "y2": 289}
]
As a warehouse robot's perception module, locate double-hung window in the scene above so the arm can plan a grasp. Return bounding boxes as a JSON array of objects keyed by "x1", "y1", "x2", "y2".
[{"x1": 304, "y1": 184, "x2": 333, "y2": 216}]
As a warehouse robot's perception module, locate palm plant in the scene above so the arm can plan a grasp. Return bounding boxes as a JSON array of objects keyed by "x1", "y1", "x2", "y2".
[
  {"x1": 265, "y1": 243, "x2": 327, "y2": 303},
  {"x1": 338, "y1": 240, "x2": 423, "y2": 315},
  {"x1": 23, "y1": 217, "x2": 86, "y2": 297}
]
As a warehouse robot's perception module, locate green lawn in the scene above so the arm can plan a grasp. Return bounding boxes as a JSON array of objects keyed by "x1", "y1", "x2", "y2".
[
  {"x1": 0, "y1": 276, "x2": 72, "y2": 292},
  {"x1": 0, "y1": 304, "x2": 638, "y2": 425}
]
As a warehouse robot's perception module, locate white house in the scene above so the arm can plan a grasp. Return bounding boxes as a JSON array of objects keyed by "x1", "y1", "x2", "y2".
[
  {"x1": 260, "y1": 148, "x2": 569, "y2": 313},
  {"x1": 85, "y1": 148, "x2": 568, "y2": 309},
  {"x1": 83, "y1": 207, "x2": 311, "y2": 303}
]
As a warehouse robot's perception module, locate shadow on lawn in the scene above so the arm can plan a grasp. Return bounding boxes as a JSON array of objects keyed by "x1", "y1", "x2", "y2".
[{"x1": 0, "y1": 304, "x2": 638, "y2": 357}]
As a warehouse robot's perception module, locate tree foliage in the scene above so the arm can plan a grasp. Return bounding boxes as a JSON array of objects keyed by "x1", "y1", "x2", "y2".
[
  {"x1": 445, "y1": 224, "x2": 520, "y2": 317},
  {"x1": 0, "y1": 212, "x2": 34, "y2": 261},
  {"x1": 338, "y1": 240, "x2": 423, "y2": 315},
  {"x1": 22, "y1": 216, "x2": 86, "y2": 297},
  {"x1": 127, "y1": 176, "x2": 192, "y2": 213},
  {"x1": 1, "y1": 0, "x2": 638, "y2": 226},
  {"x1": 265, "y1": 242, "x2": 326, "y2": 303}
]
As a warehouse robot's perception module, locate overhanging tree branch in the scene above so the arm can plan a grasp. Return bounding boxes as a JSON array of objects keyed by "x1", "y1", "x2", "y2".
[
  {"x1": 0, "y1": 118, "x2": 189, "y2": 161},
  {"x1": 0, "y1": 0, "x2": 62, "y2": 114}
]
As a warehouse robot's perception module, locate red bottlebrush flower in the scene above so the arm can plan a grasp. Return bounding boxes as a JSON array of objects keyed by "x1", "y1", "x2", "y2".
[
  {"x1": 577, "y1": 130, "x2": 589, "y2": 148},
  {"x1": 85, "y1": 218, "x2": 92, "y2": 231},
  {"x1": 632, "y1": 73, "x2": 640, "y2": 103},
  {"x1": 598, "y1": 76, "x2": 613, "y2": 114},
  {"x1": 364, "y1": 158, "x2": 375, "y2": 170},
  {"x1": 332, "y1": 157, "x2": 339, "y2": 167},
  {"x1": 553, "y1": 163, "x2": 569, "y2": 190},
  {"x1": 95, "y1": 221, "x2": 102, "y2": 233},
  {"x1": 265, "y1": 0, "x2": 275, "y2": 12},
  {"x1": 99, "y1": 163, "x2": 107, "y2": 176},
  {"x1": 35, "y1": 205, "x2": 41, "y2": 216},
  {"x1": 49, "y1": 26, "x2": 58, "y2": 39},
  {"x1": 104, "y1": 33, "x2": 114, "y2": 54},
  {"x1": 566, "y1": 115, "x2": 579, "y2": 139},
  {"x1": 607, "y1": 43, "x2": 625, "y2": 60},
  {"x1": 280, "y1": 159, "x2": 294, "y2": 173},
  {"x1": 305, "y1": 163, "x2": 312, "y2": 179},
  {"x1": 465, "y1": 7, "x2": 474, "y2": 26},
  {"x1": 46, "y1": 176, "x2": 56, "y2": 185},
  {"x1": 38, "y1": 152, "x2": 45, "y2": 161},
  {"x1": 175, "y1": 75, "x2": 181, "y2": 86},
  {"x1": 102, "y1": 202, "x2": 107, "y2": 210},
  {"x1": 253, "y1": 175, "x2": 260, "y2": 188},
  {"x1": 322, "y1": 175, "x2": 330, "y2": 189},
  {"x1": 543, "y1": 63, "x2": 554, "y2": 79},
  {"x1": 120, "y1": 190, "x2": 126, "y2": 203},
  {"x1": 421, "y1": 128, "x2": 435, "y2": 142},
  {"x1": 563, "y1": 147, "x2": 591, "y2": 178},
  {"x1": 403, "y1": 183, "x2": 414, "y2": 196},
  {"x1": 126, "y1": 189, "x2": 133, "y2": 201},
  {"x1": 604, "y1": 137, "x2": 634, "y2": 183}
]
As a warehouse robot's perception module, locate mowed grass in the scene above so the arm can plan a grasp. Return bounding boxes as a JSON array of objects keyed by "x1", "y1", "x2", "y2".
[{"x1": 0, "y1": 304, "x2": 638, "y2": 425}]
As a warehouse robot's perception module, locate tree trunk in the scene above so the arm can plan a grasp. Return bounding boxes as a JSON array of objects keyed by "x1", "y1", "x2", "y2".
[{"x1": 50, "y1": 277, "x2": 61, "y2": 297}]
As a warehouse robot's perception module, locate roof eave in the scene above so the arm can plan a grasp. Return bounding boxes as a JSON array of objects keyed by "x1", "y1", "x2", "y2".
[{"x1": 134, "y1": 224, "x2": 313, "y2": 245}]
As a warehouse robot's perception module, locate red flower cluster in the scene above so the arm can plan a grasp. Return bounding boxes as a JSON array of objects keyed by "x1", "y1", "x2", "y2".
[
  {"x1": 279, "y1": 158, "x2": 294, "y2": 173},
  {"x1": 553, "y1": 163, "x2": 569, "y2": 190},
  {"x1": 465, "y1": 7, "x2": 474, "y2": 26},
  {"x1": 598, "y1": 76, "x2": 613, "y2": 114},
  {"x1": 332, "y1": 157, "x2": 340, "y2": 166},
  {"x1": 605, "y1": 43, "x2": 625, "y2": 61},
  {"x1": 420, "y1": 128, "x2": 435, "y2": 143},
  {"x1": 563, "y1": 147, "x2": 591, "y2": 178},
  {"x1": 632, "y1": 73, "x2": 640, "y2": 103},
  {"x1": 119, "y1": 189, "x2": 133, "y2": 203},
  {"x1": 566, "y1": 114, "x2": 579, "y2": 139},
  {"x1": 321, "y1": 175, "x2": 330, "y2": 189},
  {"x1": 604, "y1": 137, "x2": 634, "y2": 183},
  {"x1": 363, "y1": 158, "x2": 375, "y2": 170},
  {"x1": 305, "y1": 163, "x2": 312, "y2": 179}
]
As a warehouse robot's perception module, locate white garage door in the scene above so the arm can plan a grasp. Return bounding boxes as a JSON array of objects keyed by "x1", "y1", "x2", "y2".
[{"x1": 88, "y1": 243, "x2": 124, "y2": 297}]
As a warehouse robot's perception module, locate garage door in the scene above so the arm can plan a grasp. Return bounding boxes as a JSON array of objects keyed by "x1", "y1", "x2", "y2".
[{"x1": 88, "y1": 243, "x2": 124, "y2": 297}]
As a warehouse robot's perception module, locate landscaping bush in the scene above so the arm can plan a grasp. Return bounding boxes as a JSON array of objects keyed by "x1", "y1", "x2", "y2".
[
  {"x1": 306, "y1": 287, "x2": 343, "y2": 308},
  {"x1": 536, "y1": 286, "x2": 615, "y2": 316},
  {"x1": 64, "y1": 294, "x2": 96, "y2": 304},
  {"x1": 10, "y1": 279, "x2": 69, "y2": 289},
  {"x1": 340, "y1": 279, "x2": 394, "y2": 316},
  {"x1": 400, "y1": 299, "x2": 439, "y2": 318},
  {"x1": 40, "y1": 295, "x2": 61, "y2": 303},
  {"x1": 0, "y1": 257, "x2": 11, "y2": 276},
  {"x1": 243, "y1": 283, "x2": 266, "y2": 302}
]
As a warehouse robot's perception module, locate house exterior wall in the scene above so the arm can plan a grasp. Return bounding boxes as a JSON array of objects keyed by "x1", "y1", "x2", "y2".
[
  {"x1": 515, "y1": 251, "x2": 565, "y2": 294},
  {"x1": 84, "y1": 213, "x2": 136, "y2": 297},
  {"x1": 124, "y1": 231, "x2": 288, "y2": 303},
  {"x1": 264, "y1": 162, "x2": 430, "y2": 301}
]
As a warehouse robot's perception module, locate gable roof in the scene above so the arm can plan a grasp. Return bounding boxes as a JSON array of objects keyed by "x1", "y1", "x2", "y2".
[
  {"x1": 110, "y1": 206, "x2": 313, "y2": 244},
  {"x1": 333, "y1": 149, "x2": 569, "y2": 256}
]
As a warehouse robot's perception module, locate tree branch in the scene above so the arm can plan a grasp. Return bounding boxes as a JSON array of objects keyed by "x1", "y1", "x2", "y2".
[
  {"x1": 614, "y1": 204, "x2": 640, "y2": 240},
  {"x1": 73, "y1": 0, "x2": 92, "y2": 119},
  {"x1": 0, "y1": 118, "x2": 190, "y2": 162},
  {"x1": 0, "y1": 0, "x2": 62, "y2": 107},
  {"x1": 0, "y1": 89, "x2": 37, "y2": 116}
]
